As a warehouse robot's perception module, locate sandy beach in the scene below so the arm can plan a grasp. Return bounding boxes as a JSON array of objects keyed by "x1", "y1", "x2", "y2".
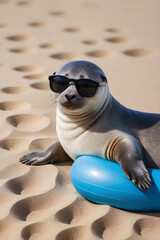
[{"x1": 0, "y1": 0, "x2": 160, "y2": 239}]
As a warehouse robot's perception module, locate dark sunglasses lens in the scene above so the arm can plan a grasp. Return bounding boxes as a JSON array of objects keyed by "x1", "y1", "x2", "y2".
[
  {"x1": 49, "y1": 76, "x2": 68, "y2": 93},
  {"x1": 78, "y1": 80, "x2": 97, "y2": 97}
]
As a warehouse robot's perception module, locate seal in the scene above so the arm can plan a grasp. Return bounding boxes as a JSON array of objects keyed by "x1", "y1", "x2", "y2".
[{"x1": 20, "y1": 60, "x2": 160, "y2": 191}]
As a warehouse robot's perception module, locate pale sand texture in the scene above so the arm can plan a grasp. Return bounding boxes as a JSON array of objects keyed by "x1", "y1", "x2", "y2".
[{"x1": 0, "y1": 0, "x2": 160, "y2": 239}]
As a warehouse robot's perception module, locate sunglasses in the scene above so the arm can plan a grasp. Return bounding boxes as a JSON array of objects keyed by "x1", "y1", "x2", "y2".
[{"x1": 48, "y1": 74, "x2": 106, "y2": 97}]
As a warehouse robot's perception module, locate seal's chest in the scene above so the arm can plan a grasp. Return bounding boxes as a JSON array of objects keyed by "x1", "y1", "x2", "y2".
[{"x1": 56, "y1": 122, "x2": 107, "y2": 160}]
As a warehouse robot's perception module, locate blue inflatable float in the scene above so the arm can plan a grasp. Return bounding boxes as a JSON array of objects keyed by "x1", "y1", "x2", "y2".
[{"x1": 70, "y1": 156, "x2": 160, "y2": 211}]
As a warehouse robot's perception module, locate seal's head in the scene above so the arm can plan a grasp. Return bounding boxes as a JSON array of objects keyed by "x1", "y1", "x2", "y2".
[{"x1": 49, "y1": 60, "x2": 110, "y2": 116}]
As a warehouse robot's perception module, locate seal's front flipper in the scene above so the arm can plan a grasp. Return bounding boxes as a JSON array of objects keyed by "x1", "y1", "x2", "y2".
[
  {"x1": 20, "y1": 150, "x2": 53, "y2": 165},
  {"x1": 120, "y1": 158, "x2": 151, "y2": 191},
  {"x1": 20, "y1": 141, "x2": 72, "y2": 165},
  {"x1": 111, "y1": 135, "x2": 151, "y2": 191}
]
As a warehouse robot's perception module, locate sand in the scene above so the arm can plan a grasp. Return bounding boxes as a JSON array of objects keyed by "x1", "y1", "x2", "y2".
[{"x1": 0, "y1": 0, "x2": 160, "y2": 239}]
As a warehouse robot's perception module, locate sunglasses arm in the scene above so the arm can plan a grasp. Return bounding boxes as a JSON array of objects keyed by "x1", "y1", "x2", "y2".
[{"x1": 99, "y1": 78, "x2": 107, "y2": 86}]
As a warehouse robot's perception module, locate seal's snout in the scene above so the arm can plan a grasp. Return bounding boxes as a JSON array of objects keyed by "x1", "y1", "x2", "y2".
[{"x1": 65, "y1": 93, "x2": 76, "y2": 102}]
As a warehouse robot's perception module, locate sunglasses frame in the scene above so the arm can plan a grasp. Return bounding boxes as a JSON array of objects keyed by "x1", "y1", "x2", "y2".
[{"x1": 48, "y1": 74, "x2": 107, "y2": 97}]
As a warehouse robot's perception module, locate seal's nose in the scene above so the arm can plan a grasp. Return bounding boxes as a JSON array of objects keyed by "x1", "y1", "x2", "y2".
[{"x1": 65, "y1": 94, "x2": 75, "y2": 102}]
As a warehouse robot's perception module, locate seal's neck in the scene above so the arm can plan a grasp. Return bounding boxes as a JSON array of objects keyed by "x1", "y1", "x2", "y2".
[{"x1": 56, "y1": 91, "x2": 112, "y2": 130}]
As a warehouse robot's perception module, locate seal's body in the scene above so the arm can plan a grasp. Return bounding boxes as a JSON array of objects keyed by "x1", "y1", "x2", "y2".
[
  {"x1": 20, "y1": 60, "x2": 160, "y2": 191},
  {"x1": 57, "y1": 99, "x2": 160, "y2": 168}
]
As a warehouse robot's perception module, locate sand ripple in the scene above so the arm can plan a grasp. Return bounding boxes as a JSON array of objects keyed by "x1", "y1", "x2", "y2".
[{"x1": 7, "y1": 114, "x2": 50, "y2": 132}]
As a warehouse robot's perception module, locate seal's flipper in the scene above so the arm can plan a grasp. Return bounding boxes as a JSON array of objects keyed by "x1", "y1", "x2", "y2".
[
  {"x1": 110, "y1": 135, "x2": 151, "y2": 191},
  {"x1": 20, "y1": 151, "x2": 54, "y2": 165},
  {"x1": 20, "y1": 141, "x2": 72, "y2": 165}
]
